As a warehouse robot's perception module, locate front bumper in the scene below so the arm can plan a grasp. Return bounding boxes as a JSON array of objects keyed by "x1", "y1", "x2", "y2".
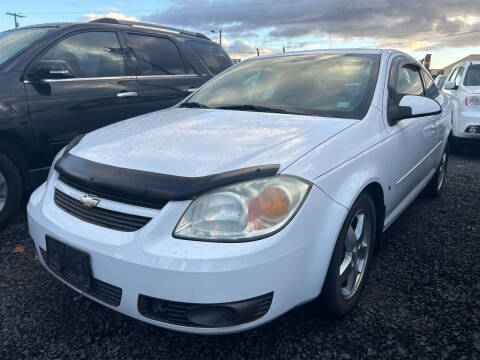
[
  {"x1": 28, "y1": 177, "x2": 347, "y2": 334},
  {"x1": 453, "y1": 108, "x2": 480, "y2": 139}
]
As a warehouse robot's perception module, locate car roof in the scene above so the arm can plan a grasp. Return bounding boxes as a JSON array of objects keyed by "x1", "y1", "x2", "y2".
[
  {"x1": 9, "y1": 18, "x2": 211, "y2": 42},
  {"x1": 244, "y1": 48, "x2": 412, "y2": 61}
]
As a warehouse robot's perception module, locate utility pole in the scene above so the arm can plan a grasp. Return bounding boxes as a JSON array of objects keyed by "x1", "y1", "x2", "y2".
[
  {"x1": 210, "y1": 27, "x2": 222, "y2": 46},
  {"x1": 283, "y1": 46, "x2": 285, "y2": 53},
  {"x1": 256, "y1": 48, "x2": 260, "y2": 56},
  {"x1": 329, "y1": 29, "x2": 332, "y2": 49},
  {"x1": 6, "y1": 12, "x2": 25, "y2": 29}
]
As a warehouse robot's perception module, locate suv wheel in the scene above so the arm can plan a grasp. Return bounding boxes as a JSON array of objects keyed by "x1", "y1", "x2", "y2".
[{"x1": 0, "y1": 153, "x2": 23, "y2": 231}]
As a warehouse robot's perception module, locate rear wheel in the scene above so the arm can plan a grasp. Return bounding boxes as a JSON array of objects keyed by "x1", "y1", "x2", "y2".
[
  {"x1": 319, "y1": 193, "x2": 376, "y2": 318},
  {"x1": 424, "y1": 145, "x2": 448, "y2": 198},
  {"x1": 0, "y1": 153, "x2": 23, "y2": 231}
]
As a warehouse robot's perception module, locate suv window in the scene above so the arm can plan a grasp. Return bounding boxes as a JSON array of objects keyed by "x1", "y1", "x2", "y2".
[
  {"x1": 188, "y1": 41, "x2": 232, "y2": 74},
  {"x1": 454, "y1": 66, "x2": 465, "y2": 87},
  {"x1": 464, "y1": 64, "x2": 480, "y2": 86},
  {"x1": 40, "y1": 31, "x2": 126, "y2": 78},
  {"x1": 421, "y1": 69, "x2": 439, "y2": 99},
  {"x1": 396, "y1": 65, "x2": 424, "y2": 96},
  {"x1": 127, "y1": 34, "x2": 186, "y2": 75}
]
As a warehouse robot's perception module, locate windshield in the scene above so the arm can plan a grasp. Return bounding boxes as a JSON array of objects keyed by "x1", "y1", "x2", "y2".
[
  {"x1": 464, "y1": 65, "x2": 480, "y2": 86},
  {"x1": 186, "y1": 53, "x2": 380, "y2": 119},
  {"x1": 0, "y1": 27, "x2": 54, "y2": 66}
]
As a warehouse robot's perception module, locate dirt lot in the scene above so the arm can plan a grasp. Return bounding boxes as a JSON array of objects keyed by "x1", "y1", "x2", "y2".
[{"x1": 1, "y1": 148, "x2": 479, "y2": 359}]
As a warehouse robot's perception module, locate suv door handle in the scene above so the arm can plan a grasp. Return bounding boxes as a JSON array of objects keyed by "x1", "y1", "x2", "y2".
[
  {"x1": 186, "y1": 88, "x2": 197, "y2": 93},
  {"x1": 116, "y1": 91, "x2": 138, "y2": 98}
]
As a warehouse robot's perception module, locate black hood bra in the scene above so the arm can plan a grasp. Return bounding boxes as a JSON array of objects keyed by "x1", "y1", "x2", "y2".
[{"x1": 55, "y1": 153, "x2": 280, "y2": 209}]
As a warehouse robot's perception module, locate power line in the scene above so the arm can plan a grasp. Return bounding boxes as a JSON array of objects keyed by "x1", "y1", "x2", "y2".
[{"x1": 6, "y1": 12, "x2": 25, "y2": 29}]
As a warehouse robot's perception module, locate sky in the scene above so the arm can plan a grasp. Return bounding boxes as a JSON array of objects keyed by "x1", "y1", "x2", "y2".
[{"x1": 2, "y1": 0, "x2": 480, "y2": 69}]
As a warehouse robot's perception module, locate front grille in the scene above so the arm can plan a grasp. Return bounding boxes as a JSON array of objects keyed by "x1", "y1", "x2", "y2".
[
  {"x1": 54, "y1": 189, "x2": 151, "y2": 232},
  {"x1": 138, "y1": 292, "x2": 273, "y2": 327},
  {"x1": 39, "y1": 247, "x2": 122, "y2": 307}
]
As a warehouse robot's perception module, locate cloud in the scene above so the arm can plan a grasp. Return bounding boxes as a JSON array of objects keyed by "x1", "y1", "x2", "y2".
[
  {"x1": 81, "y1": 12, "x2": 139, "y2": 22},
  {"x1": 141, "y1": 0, "x2": 480, "y2": 51}
]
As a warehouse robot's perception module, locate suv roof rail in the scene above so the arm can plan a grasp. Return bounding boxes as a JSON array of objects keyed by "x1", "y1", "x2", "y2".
[{"x1": 90, "y1": 18, "x2": 210, "y2": 40}]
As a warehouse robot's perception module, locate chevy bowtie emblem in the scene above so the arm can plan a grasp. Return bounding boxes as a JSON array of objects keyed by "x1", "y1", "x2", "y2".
[{"x1": 80, "y1": 194, "x2": 100, "y2": 208}]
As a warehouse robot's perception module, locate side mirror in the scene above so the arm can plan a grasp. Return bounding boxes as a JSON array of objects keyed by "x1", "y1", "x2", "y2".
[
  {"x1": 399, "y1": 95, "x2": 442, "y2": 118},
  {"x1": 443, "y1": 80, "x2": 457, "y2": 90},
  {"x1": 28, "y1": 60, "x2": 74, "y2": 81}
]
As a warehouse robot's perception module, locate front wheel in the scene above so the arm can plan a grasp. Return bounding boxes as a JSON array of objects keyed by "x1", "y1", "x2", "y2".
[
  {"x1": 424, "y1": 145, "x2": 448, "y2": 198},
  {"x1": 319, "y1": 193, "x2": 376, "y2": 318}
]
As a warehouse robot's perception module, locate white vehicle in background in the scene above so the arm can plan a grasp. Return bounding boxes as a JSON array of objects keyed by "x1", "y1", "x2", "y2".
[
  {"x1": 443, "y1": 61, "x2": 480, "y2": 142},
  {"x1": 435, "y1": 74, "x2": 447, "y2": 89},
  {"x1": 28, "y1": 49, "x2": 451, "y2": 334}
]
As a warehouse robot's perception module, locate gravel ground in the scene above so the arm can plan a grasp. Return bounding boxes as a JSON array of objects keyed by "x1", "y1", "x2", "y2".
[{"x1": 1, "y1": 148, "x2": 479, "y2": 360}]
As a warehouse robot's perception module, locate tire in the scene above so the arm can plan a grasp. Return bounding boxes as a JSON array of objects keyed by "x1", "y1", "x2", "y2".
[
  {"x1": 319, "y1": 193, "x2": 377, "y2": 318},
  {"x1": 0, "y1": 152, "x2": 23, "y2": 231},
  {"x1": 424, "y1": 144, "x2": 448, "y2": 198}
]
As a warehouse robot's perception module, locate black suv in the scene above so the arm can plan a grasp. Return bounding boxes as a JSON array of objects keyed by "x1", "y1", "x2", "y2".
[{"x1": 0, "y1": 18, "x2": 232, "y2": 228}]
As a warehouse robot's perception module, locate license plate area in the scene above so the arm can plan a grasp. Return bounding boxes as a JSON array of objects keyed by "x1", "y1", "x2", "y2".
[{"x1": 46, "y1": 236, "x2": 92, "y2": 292}]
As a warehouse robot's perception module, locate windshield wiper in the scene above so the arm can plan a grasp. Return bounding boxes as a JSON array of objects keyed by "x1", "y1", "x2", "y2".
[
  {"x1": 213, "y1": 104, "x2": 307, "y2": 115},
  {"x1": 179, "y1": 102, "x2": 211, "y2": 109}
]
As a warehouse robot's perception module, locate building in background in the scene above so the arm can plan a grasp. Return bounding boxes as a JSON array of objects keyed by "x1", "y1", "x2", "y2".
[{"x1": 442, "y1": 55, "x2": 480, "y2": 75}]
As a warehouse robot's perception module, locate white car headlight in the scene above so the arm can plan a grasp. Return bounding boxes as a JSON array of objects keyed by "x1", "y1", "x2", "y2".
[
  {"x1": 173, "y1": 175, "x2": 311, "y2": 242},
  {"x1": 465, "y1": 94, "x2": 480, "y2": 107},
  {"x1": 46, "y1": 146, "x2": 67, "y2": 184}
]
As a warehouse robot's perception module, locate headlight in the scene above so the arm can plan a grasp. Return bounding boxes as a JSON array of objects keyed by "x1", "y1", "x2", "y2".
[
  {"x1": 465, "y1": 94, "x2": 480, "y2": 107},
  {"x1": 46, "y1": 146, "x2": 67, "y2": 184},
  {"x1": 173, "y1": 175, "x2": 311, "y2": 242}
]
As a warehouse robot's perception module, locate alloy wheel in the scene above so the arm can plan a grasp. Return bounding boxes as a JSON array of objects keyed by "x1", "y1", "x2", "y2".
[
  {"x1": 0, "y1": 170, "x2": 7, "y2": 212},
  {"x1": 339, "y1": 210, "x2": 372, "y2": 299}
]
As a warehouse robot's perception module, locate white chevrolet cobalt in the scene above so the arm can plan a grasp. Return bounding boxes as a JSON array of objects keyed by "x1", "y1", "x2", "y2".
[
  {"x1": 443, "y1": 61, "x2": 480, "y2": 143},
  {"x1": 28, "y1": 50, "x2": 451, "y2": 334}
]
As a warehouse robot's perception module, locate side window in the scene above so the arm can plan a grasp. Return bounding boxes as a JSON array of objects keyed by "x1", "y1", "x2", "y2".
[
  {"x1": 395, "y1": 65, "x2": 424, "y2": 96},
  {"x1": 454, "y1": 66, "x2": 465, "y2": 87},
  {"x1": 448, "y1": 67, "x2": 459, "y2": 81},
  {"x1": 421, "y1": 69, "x2": 439, "y2": 99},
  {"x1": 188, "y1": 41, "x2": 232, "y2": 74},
  {"x1": 40, "y1": 32, "x2": 126, "y2": 78},
  {"x1": 127, "y1": 34, "x2": 186, "y2": 75}
]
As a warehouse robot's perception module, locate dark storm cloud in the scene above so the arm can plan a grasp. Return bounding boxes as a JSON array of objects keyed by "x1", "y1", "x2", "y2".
[{"x1": 143, "y1": 0, "x2": 480, "y2": 50}]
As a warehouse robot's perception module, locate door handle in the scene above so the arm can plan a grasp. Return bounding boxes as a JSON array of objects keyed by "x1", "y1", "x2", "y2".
[
  {"x1": 116, "y1": 91, "x2": 138, "y2": 98},
  {"x1": 186, "y1": 88, "x2": 197, "y2": 93}
]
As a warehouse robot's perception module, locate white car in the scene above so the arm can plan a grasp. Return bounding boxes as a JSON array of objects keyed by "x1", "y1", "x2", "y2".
[
  {"x1": 443, "y1": 61, "x2": 480, "y2": 141},
  {"x1": 28, "y1": 49, "x2": 451, "y2": 335}
]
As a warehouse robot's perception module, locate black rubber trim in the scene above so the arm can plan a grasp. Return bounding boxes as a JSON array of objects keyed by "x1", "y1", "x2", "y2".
[
  {"x1": 138, "y1": 292, "x2": 273, "y2": 328},
  {"x1": 55, "y1": 153, "x2": 279, "y2": 209}
]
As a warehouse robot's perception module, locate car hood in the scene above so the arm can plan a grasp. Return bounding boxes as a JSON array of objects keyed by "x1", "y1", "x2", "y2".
[
  {"x1": 71, "y1": 108, "x2": 357, "y2": 178},
  {"x1": 465, "y1": 86, "x2": 480, "y2": 93}
]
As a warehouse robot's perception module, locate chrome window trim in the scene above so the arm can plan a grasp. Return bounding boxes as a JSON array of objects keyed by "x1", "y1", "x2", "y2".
[
  {"x1": 24, "y1": 76, "x2": 137, "y2": 83},
  {"x1": 136, "y1": 74, "x2": 201, "y2": 80},
  {"x1": 24, "y1": 74, "x2": 200, "y2": 84}
]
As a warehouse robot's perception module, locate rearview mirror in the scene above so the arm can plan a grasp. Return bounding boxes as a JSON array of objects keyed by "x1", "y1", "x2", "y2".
[
  {"x1": 28, "y1": 60, "x2": 74, "y2": 81},
  {"x1": 443, "y1": 80, "x2": 456, "y2": 90}
]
